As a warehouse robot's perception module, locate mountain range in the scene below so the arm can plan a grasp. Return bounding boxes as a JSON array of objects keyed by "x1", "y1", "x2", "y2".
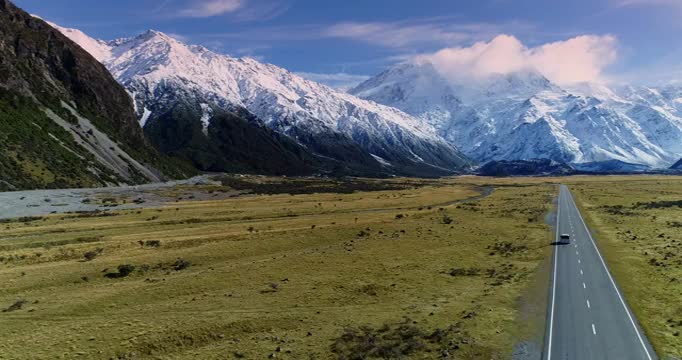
[
  {"x1": 350, "y1": 61, "x2": 682, "y2": 169},
  {"x1": 50, "y1": 19, "x2": 682, "y2": 175},
  {"x1": 1, "y1": 0, "x2": 680, "y2": 191},
  {"x1": 53, "y1": 25, "x2": 472, "y2": 177}
]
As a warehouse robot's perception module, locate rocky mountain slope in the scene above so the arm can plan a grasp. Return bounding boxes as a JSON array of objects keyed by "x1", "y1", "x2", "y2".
[
  {"x1": 671, "y1": 158, "x2": 682, "y2": 170},
  {"x1": 571, "y1": 160, "x2": 651, "y2": 173},
  {"x1": 350, "y1": 61, "x2": 682, "y2": 169},
  {"x1": 0, "y1": 0, "x2": 192, "y2": 190},
  {"x1": 478, "y1": 159, "x2": 575, "y2": 177},
  {"x1": 53, "y1": 26, "x2": 472, "y2": 176}
]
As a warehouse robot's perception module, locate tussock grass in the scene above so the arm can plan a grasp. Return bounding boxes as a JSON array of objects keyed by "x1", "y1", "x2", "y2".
[{"x1": 0, "y1": 176, "x2": 556, "y2": 359}]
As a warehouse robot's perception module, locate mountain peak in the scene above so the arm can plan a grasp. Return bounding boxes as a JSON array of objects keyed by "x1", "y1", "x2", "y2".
[
  {"x1": 472, "y1": 70, "x2": 555, "y2": 100},
  {"x1": 138, "y1": 29, "x2": 174, "y2": 42}
]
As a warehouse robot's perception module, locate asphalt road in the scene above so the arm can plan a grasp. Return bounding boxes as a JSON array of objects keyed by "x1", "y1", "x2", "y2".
[{"x1": 544, "y1": 185, "x2": 658, "y2": 360}]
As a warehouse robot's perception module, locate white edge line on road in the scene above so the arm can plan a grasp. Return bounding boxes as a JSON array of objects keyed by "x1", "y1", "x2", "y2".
[
  {"x1": 547, "y1": 187, "x2": 561, "y2": 360},
  {"x1": 592, "y1": 324, "x2": 597, "y2": 335},
  {"x1": 566, "y1": 188, "x2": 654, "y2": 360}
]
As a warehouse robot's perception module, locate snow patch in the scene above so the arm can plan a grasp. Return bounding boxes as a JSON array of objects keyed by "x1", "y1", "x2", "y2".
[
  {"x1": 371, "y1": 154, "x2": 393, "y2": 167},
  {"x1": 140, "y1": 107, "x2": 152, "y2": 128},
  {"x1": 199, "y1": 103, "x2": 213, "y2": 135}
]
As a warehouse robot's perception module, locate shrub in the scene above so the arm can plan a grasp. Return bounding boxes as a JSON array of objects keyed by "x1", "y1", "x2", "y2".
[
  {"x1": 490, "y1": 242, "x2": 528, "y2": 257},
  {"x1": 3, "y1": 299, "x2": 28, "y2": 313},
  {"x1": 139, "y1": 240, "x2": 161, "y2": 248},
  {"x1": 358, "y1": 284, "x2": 380, "y2": 296},
  {"x1": 448, "y1": 267, "x2": 481, "y2": 277},
  {"x1": 260, "y1": 283, "x2": 279, "y2": 294},
  {"x1": 172, "y1": 258, "x2": 191, "y2": 271},
  {"x1": 331, "y1": 319, "x2": 466, "y2": 359},
  {"x1": 634, "y1": 200, "x2": 682, "y2": 209},
  {"x1": 83, "y1": 248, "x2": 103, "y2": 261},
  {"x1": 105, "y1": 264, "x2": 136, "y2": 279}
]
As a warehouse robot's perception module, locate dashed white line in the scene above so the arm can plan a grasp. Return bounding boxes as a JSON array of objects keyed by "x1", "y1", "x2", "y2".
[
  {"x1": 583, "y1": 282, "x2": 586, "y2": 289},
  {"x1": 580, "y1": 269, "x2": 584, "y2": 275},
  {"x1": 587, "y1": 300, "x2": 591, "y2": 309},
  {"x1": 592, "y1": 324, "x2": 597, "y2": 335},
  {"x1": 578, "y1": 259, "x2": 581, "y2": 264}
]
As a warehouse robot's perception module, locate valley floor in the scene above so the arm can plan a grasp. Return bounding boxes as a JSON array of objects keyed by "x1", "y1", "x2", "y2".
[
  {"x1": 0, "y1": 175, "x2": 677, "y2": 359},
  {"x1": 0, "y1": 176, "x2": 555, "y2": 359}
]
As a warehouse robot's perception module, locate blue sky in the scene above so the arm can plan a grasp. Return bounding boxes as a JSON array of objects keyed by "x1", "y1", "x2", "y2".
[{"x1": 13, "y1": 0, "x2": 682, "y2": 87}]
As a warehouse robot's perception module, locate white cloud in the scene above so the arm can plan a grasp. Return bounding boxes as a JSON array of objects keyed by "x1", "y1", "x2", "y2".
[
  {"x1": 325, "y1": 21, "x2": 468, "y2": 48},
  {"x1": 177, "y1": 0, "x2": 243, "y2": 18},
  {"x1": 417, "y1": 34, "x2": 618, "y2": 85},
  {"x1": 614, "y1": 0, "x2": 682, "y2": 7},
  {"x1": 297, "y1": 72, "x2": 370, "y2": 91},
  {"x1": 322, "y1": 18, "x2": 534, "y2": 49}
]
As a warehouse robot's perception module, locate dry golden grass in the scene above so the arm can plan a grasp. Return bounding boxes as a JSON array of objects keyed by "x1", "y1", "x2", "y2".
[{"x1": 0, "y1": 177, "x2": 557, "y2": 359}]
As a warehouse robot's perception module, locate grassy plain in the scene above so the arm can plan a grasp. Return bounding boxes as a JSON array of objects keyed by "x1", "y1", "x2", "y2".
[
  {"x1": 567, "y1": 176, "x2": 682, "y2": 359},
  {"x1": 0, "y1": 176, "x2": 556, "y2": 359}
]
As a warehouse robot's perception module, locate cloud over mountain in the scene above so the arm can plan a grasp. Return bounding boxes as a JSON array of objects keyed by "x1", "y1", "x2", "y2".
[
  {"x1": 177, "y1": 0, "x2": 243, "y2": 18},
  {"x1": 417, "y1": 34, "x2": 618, "y2": 85}
]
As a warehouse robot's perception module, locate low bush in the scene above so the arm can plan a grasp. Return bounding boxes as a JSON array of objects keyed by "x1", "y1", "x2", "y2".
[
  {"x1": 2, "y1": 299, "x2": 28, "y2": 313},
  {"x1": 331, "y1": 319, "x2": 467, "y2": 359},
  {"x1": 105, "y1": 264, "x2": 136, "y2": 279},
  {"x1": 172, "y1": 258, "x2": 191, "y2": 271},
  {"x1": 83, "y1": 248, "x2": 104, "y2": 261},
  {"x1": 138, "y1": 240, "x2": 161, "y2": 248},
  {"x1": 448, "y1": 267, "x2": 481, "y2": 277}
]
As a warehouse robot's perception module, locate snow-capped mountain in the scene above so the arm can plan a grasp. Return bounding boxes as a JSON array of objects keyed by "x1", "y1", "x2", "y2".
[
  {"x1": 52, "y1": 25, "x2": 471, "y2": 176},
  {"x1": 350, "y1": 61, "x2": 682, "y2": 169}
]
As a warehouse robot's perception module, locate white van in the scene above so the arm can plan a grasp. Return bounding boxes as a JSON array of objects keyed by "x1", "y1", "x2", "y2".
[{"x1": 560, "y1": 234, "x2": 570, "y2": 244}]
